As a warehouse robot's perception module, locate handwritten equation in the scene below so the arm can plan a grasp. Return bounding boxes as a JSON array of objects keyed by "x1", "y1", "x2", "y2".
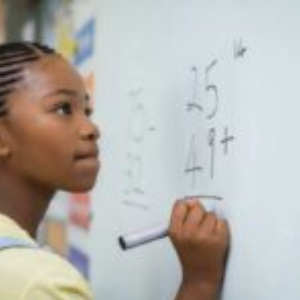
[
  {"x1": 184, "y1": 38, "x2": 247, "y2": 197},
  {"x1": 122, "y1": 38, "x2": 247, "y2": 209},
  {"x1": 123, "y1": 87, "x2": 155, "y2": 210}
]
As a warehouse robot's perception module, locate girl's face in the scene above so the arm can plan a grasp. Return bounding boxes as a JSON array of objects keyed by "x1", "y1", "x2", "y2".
[{"x1": 1, "y1": 55, "x2": 100, "y2": 192}]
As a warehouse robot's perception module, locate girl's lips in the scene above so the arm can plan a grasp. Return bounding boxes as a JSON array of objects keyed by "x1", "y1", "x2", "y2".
[
  {"x1": 74, "y1": 148, "x2": 99, "y2": 160},
  {"x1": 74, "y1": 152, "x2": 100, "y2": 170}
]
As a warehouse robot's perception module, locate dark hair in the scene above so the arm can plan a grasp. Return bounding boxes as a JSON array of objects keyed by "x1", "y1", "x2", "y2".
[{"x1": 0, "y1": 41, "x2": 56, "y2": 117}]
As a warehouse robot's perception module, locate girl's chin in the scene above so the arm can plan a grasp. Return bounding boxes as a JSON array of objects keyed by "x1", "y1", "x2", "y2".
[
  {"x1": 63, "y1": 176, "x2": 99, "y2": 193},
  {"x1": 66, "y1": 185, "x2": 94, "y2": 193},
  {"x1": 65, "y1": 164, "x2": 100, "y2": 192}
]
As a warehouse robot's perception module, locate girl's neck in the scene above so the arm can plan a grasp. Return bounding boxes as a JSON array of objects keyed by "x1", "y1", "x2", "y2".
[{"x1": 0, "y1": 172, "x2": 55, "y2": 238}]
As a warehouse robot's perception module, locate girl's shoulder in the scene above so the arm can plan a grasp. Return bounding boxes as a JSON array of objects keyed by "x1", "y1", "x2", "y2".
[{"x1": 0, "y1": 246, "x2": 93, "y2": 300}]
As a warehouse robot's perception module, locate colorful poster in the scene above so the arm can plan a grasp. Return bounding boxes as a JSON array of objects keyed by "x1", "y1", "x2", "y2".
[
  {"x1": 69, "y1": 193, "x2": 91, "y2": 230},
  {"x1": 44, "y1": 219, "x2": 68, "y2": 256},
  {"x1": 69, "y1": 17, "x2": 96, "y2": 232},
  {"x1": 73, "y1": 18, "x2": 95, "y2": 66},
  {"x1": 68, "y1": 246, "x2": 90, "y2": 279}
]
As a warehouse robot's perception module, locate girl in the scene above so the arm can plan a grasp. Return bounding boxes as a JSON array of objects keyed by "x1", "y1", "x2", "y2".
[{"x1": 0, "y1": 41, "x2": 229, "y2": 300}]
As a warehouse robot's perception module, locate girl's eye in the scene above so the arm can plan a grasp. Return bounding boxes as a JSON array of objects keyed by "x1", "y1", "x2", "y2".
[{"x1": 56, "y1": 102, "x2": 72, "y2": 115}]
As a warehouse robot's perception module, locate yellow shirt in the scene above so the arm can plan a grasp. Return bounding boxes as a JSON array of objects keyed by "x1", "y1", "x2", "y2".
[{"x1": 0, "y1": 214, "x2": 93, "y2": 300}]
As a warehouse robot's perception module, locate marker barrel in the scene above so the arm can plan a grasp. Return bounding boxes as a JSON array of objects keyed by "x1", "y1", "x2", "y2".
[{"x1": 119, "y1": 224, "x2": 168, "y2": 250}]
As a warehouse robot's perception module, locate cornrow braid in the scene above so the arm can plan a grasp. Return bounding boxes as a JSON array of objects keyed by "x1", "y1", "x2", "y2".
[{"x1": 0, "y1": 41, "x2": 56, "y2": 117}]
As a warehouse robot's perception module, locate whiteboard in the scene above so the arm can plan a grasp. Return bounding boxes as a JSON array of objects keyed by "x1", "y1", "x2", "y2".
[{"x1": 90, "y1": 1, "x2": 300, "y2": 299}]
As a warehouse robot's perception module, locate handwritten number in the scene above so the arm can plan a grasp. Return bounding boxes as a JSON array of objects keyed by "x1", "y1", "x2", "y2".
[
  {"x1": 208, "y1": 128, "x2": 216, "y2": 179},
  {"x1": 205, "y1": 60, "x2": 219, "y2": 120},
  {"x1": 186, "y1": 66, "x2": 203, "y2": 112},
  {"x1": 185, "y1": 134, "x2": 203, "y2": 188}
]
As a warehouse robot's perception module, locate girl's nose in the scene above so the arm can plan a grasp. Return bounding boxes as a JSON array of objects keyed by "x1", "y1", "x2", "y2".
[{"x1": 79, "y1": 120, "x2": 101, "y2": 141}]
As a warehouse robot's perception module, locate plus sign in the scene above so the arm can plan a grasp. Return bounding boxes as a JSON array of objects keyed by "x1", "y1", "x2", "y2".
[{"x1": 220, "y1": 127, "x2": 234, "y2": 155}]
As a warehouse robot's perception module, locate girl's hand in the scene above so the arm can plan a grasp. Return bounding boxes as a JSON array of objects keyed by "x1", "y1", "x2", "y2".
[{"x1": 169, "y1": 199, "x2": 229, "y2": 300}]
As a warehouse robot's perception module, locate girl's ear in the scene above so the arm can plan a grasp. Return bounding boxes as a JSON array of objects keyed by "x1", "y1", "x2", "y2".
[{"x1": 0, "y1": 126, "x2": 11, "y2": 158}]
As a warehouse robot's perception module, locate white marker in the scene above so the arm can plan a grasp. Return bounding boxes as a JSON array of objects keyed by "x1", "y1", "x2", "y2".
[
  {"x1": 119, "y1": 195, "x2": 223, "y2": 250},
  {"x1": 119, "y1": 223, "x2": 168, "y2": 250}
]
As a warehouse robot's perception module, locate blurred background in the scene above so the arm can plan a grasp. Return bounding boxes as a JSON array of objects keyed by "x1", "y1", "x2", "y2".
[
  {"x1": 3, "y1": 0, "x2": 87, "y2": 59},
  {"x1": 2, "y1": 0, "x2": 98, "y2": 282}
]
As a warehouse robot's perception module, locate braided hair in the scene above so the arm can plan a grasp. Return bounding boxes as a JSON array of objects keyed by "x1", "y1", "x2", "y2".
[{"x1": 0, "y1": 42, "x2": 56, "y2": 117}]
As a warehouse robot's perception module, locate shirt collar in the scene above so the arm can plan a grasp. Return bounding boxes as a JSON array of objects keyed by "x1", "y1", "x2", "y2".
[{"x1": 0, "y1": 213, "x2": 37, "y2": 245}]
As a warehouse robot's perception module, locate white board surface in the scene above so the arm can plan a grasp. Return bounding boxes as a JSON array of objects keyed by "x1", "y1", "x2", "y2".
[{"x1": 90, "y1": 1, "x2": 300, "y2": 299}]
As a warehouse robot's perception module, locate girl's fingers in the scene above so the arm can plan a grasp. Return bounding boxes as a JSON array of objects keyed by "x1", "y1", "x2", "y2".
[
  {"x1": 216, "y1": 218, "x2": 230, "y2": 241},
  {"x1": 199, "y1": 212, "x2": 218, "y2": 234},
  {"x1": 182, "y1": 201, "x2": 206, "y2": 233},
  {"x1": 169, "y1": 200, "x2": 189, "y2": 236},
  {"x1": 170, "y1": 199, "x2": 228, "y2": 244}
]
